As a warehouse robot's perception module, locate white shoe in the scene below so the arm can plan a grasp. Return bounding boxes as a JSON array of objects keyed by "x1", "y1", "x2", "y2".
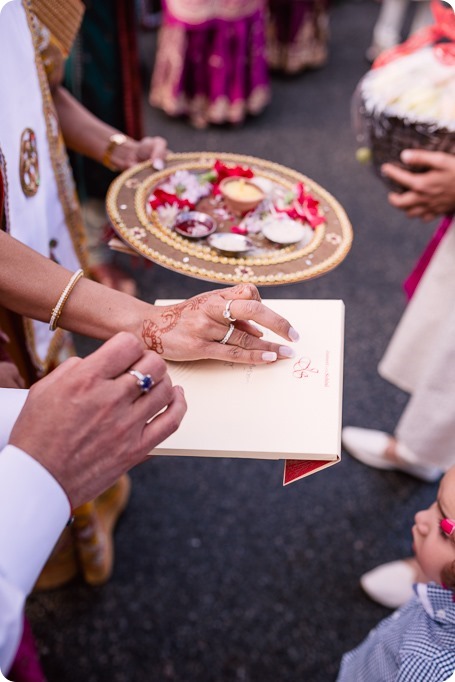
[
  {"x1": 365, "y1": 43, "x2": 384, "y2": 63},
  {"x1": 342, "y1": 427, "x2": 442, "y2": 483},
  {"x1": 360, "y1": 560, "x2": 416, "y2": 609}
]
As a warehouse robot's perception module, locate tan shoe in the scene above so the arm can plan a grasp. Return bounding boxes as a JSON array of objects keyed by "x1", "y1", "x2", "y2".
[
  {"x1": 73, "y1": 474, "x2": 132, "y2": 586},
  {"x1": 33, "y1": 475, "x2": 132, "y2": 590},
  {"x1": 33, "y1": 526, "x2": 79, "y2": 591}
]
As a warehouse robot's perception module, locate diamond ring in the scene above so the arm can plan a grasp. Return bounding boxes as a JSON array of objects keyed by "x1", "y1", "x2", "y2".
[
  {"x1": 128, "y1": 369, "x2": 154, "y2": 393},
  {"x1": 222, "y1": 299, "x2": 237, "y2": 323},
  {"x1": 219, "y1": 323, "x2": 235, "y2": 345}
]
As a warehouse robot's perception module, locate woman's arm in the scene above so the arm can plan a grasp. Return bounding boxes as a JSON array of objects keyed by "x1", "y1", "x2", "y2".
[
  {"x1": 0, "y1": 232, "x2": 298, "y2": 363},
  {"x1": 52, "y1": 86, "x2": 167, "y2": 171},
  {"x1": 0, "y1": 231, "x2": 140, "y2": 339}
]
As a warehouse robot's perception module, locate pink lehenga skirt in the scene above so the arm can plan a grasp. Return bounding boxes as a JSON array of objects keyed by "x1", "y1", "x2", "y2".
[
  {"x1": 267, "y1": 0, "x2": 329, "y2": 74},
  {"x1": 149, "y1": 0, "x2": 270, "y2": 128}
]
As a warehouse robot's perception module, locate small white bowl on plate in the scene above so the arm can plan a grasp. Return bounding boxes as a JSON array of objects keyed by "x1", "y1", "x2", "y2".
[
  {"x1": 250, "y1": 176, "x2": 275, "y2": 196},
  {"x1": 173, "y1": 211, "x2": 216, "y2": 239},
  {"x1": 207, "y1": 232, "x2": 254, "y2": 254},
  {"x1": 261, "y1": 217, "x2": 314, "y2": 245}
]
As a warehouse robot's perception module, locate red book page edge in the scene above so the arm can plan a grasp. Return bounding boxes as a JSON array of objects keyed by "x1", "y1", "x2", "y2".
[{"x1": 283, "y1": 458, "x2": 340, "y2": 485}]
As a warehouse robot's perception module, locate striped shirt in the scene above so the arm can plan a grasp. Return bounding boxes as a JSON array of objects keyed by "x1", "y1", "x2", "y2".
[{"x1": 337, "y1": 583, "x2": 455, "y2": 681}]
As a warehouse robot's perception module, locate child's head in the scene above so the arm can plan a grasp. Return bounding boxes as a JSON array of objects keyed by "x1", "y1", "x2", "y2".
[{"x1": 413, "y1": 465, "x2": 455, "y2": 590}]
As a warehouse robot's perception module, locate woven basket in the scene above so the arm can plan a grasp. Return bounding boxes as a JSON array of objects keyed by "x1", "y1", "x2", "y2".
[{"x1": 362, "y1": 102, "x2": 455, "y2": 192}]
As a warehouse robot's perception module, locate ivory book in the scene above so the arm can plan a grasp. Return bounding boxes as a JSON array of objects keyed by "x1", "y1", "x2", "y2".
[{"x1": 154, "y1": 299, "x2": 345, "y2": 485}]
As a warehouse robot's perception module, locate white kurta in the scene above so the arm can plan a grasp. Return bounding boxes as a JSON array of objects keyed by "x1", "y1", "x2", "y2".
[
  {"x1": 379, "y1": 218, "x2": 455, "y2": 470},
  {"x1": 0, "y1": 388, "x2": 69, "y2": 674}
]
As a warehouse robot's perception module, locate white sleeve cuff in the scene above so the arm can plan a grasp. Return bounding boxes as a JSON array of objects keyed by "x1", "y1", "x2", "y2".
[
  {"x1": 0, "y1": 388, "x2": 28, "y2": 449},
  {"x1": 0, "y1": 577, "x2": 25, "y2": 675},
  {"x1": 0, "y1": 445, "x2": 70, "y2": 594}
]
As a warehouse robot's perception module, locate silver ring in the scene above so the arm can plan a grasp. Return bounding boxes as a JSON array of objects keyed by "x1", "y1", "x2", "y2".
[
  {"x1": 222, "y1": 299, "x2": 237, "y2": 323},
  {"x1": 219, "y1": 323, "x2": 235, "y2": 345},
  {"x1": 128, "y1": 369, "x2": 154, "y2": 393}
]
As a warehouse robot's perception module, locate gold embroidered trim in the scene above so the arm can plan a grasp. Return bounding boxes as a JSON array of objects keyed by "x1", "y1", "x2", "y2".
[
  {"x1": 0, "y1": 150, "x2": 11, "y2": 233},
  {"x1": 24, "y1": 0, "x2": 88, "y2": 270},
  {"x1": 0, "y1": 148, "x2": 65, "y2": 374},
  {"x1": 19, "y1": 128, "x2": 40, "y2": 197},
  {"x1": 21, "y1": 1, "x2": 88, "y2": 373},
  {"x1": 28, "y1": 0, "x2": 84, "y2": 57}
]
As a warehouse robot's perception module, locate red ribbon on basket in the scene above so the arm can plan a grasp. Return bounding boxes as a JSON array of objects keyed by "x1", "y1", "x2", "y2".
[{"x1": 373, "y1": 0, "x2": 455, "y2": 69}]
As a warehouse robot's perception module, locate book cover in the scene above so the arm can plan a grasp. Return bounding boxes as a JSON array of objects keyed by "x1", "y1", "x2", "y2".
[{"x1": 153, "y1": 299, "x2": 344, "y2": 484}]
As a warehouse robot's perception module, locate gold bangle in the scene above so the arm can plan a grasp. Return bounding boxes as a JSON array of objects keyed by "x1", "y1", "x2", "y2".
[
  {"x1": 49, "y1": 269, "x2": 84, "y2": 332},
  {"x1": 102, "y1": 133, "x2": 128, "y2": 171}
]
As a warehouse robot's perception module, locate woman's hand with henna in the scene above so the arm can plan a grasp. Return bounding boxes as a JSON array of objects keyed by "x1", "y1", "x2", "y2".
[{"x1": 142, "y1": 284, "x2": 299, "y2": 364}]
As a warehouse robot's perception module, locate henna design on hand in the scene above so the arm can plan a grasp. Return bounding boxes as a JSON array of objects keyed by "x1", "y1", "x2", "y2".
[
  {"x1": 142, "y1": 320, "x2": 164, "y2": 353},
  {"x1": 187, "y1": 293, "x2": 210, "y2": 310},
  {"x1": 142, "y1": 293, "x2": 212, "y2": 353}
]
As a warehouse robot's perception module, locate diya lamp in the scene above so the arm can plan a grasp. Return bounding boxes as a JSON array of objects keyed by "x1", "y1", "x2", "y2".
[{"x1": 219, "y1": 177, "x2": 265, "y2": 215}]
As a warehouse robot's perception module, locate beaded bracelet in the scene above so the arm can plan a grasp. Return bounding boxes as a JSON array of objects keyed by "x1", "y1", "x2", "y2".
[{"x1": 49, "y1": 269, "x2": 84, "y2": 332}]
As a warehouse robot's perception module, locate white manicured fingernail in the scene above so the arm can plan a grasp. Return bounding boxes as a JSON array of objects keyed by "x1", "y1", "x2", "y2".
[
  {"x1": 289, "y1": 327, "x2": 300, "y2": 342},
  {"x1": 401, "y1": 150, "x2": 412, "y2": 163},
  {"x1": 152, "y1": 158, "x2": 165, "y2": 170},
  {"x1": 279, "y1": 346, "x2": 295, "y2": 358},
  {"x1": 262, "y1": 351, "x2": 277, "y2": 362}
]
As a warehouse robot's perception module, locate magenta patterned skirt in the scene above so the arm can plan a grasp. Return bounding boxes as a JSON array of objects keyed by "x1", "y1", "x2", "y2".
[
  {"x1": 150, "y1": 2, "x2": 270, "y2": 127},
  {"x1": 267, "y1": 0, "x2": 330, "y2": 74}
]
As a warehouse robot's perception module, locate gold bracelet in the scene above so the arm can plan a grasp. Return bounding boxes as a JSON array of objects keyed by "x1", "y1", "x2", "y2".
[
  {"x1": 102, "y1": 133, "x2": 128, "y2": 171},
  {"x1": 49, "y1": 269, "x2": 84, "y2": 332}
]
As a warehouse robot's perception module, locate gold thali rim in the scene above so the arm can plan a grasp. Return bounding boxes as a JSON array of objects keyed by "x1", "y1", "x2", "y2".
[{"x1": 106, "y1": 152, "x2": 353, "y2": 286}]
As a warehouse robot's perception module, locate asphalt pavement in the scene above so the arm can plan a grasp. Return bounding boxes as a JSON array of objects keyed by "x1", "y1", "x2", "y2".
[{"x1": 27, "y1": 2, "x2": 439, "y2": 680}]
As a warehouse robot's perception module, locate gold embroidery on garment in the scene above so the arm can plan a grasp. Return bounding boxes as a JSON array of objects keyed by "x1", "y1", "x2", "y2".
[
  {"x1": 28, "y1": 0, "x2": 84, "y2": 58},
  {"x1": 23, "y1": 1, "x2": 88, "y2": 267},
  {"x1": 19, "y1": 128, "x2": 40, "y2": 197},
  {"x1": 21, "y1": 0, "x2": 88, "y2": 374},
  {"x1": 0, "y1": 148, "x2": 65, "y2": 374},
  {"x1": 0, "y1": 149, "x2": 11, "y2": 230}
]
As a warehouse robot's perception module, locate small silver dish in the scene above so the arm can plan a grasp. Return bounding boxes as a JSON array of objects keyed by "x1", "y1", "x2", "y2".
[
  {"x1": 207, "y1": 232, "x2": 254, "y2": 254},
  {"x1": 173, "y1": 211, "x2": 216, "y2": 239},
  {"x1": 261, "y1": 218, "x2": 313, "y2": 245}
]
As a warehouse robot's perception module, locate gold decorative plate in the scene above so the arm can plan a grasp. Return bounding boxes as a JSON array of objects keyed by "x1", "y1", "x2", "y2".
[{"x1": 106, "y1": 152, "x2": 353, "y2": 286}]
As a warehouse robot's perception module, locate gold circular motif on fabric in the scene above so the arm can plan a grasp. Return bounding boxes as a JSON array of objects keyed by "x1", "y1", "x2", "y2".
[{"x1": 19, "y1": 128, "x2": 40, "y2": 197}]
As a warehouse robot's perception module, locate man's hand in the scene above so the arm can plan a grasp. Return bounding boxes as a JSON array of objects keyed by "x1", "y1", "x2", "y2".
[
  {"x1": 9, "y1": 332, "x2": 186, "y2": 508},
  {"x1": 381, "y1": 150, "x2": 455, "y2": 222}
]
